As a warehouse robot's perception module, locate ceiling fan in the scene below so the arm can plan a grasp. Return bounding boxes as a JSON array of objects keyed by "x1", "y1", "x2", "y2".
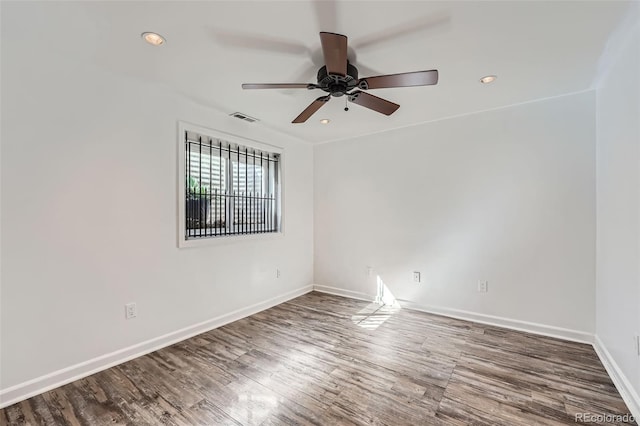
[{"x1": 241, "y1": 32, "x2": 438, "y2": 123}]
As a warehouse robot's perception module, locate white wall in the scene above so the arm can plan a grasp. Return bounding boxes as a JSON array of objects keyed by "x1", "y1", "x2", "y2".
[
  {"x1": 0, "y1": 4, "x2": 313, "y2": 396},
  {"x1": 3, "y1": 0, "x2": 637, "y2": 414},
  {"x1": 315, "y1": 92, "x2": 596, "y2": 336},
  {"x1": 595, "y1": 5, "x2": 640, "y2": 414}
]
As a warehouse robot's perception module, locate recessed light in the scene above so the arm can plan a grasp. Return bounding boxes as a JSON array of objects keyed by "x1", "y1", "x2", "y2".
[
  {"x1": 141, "y1": 32, "x2": 165, "y2": 46},
  {"x1": 480, "y1": 75, "x2": 497, "y2": 84},
  {"x1": 319, "y1": 119, "x2": 330, "y2": 124}
]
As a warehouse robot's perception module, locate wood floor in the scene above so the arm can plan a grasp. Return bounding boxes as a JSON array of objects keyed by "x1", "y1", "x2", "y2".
[{"x1": 1, "y1": 292, "x2": 636, "y2": 426}]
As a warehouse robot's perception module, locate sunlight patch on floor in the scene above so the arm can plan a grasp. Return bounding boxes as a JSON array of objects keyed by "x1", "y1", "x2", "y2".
[{"x1": 350, "y1": 276, "x2": 401, "y2": 330}]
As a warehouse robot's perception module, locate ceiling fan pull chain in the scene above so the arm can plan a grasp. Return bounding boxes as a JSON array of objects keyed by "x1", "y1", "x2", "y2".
[{"x1": 344, "y1": 97, "x2": 349, "y2": 112}]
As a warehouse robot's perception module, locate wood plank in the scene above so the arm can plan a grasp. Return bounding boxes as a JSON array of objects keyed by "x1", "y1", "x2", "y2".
[{"x1": 0, "y1": 292, "x2": 635, "y2": 425}]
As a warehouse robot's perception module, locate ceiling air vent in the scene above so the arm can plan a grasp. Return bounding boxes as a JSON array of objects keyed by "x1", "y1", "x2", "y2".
[{"x1": 230, "y1": 112, "x2": 259, "y2": 123}]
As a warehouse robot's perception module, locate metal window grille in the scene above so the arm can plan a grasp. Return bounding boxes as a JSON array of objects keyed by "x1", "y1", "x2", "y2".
[{"x1": 184, "y1": 131, "x2": 280, "y2": 239}]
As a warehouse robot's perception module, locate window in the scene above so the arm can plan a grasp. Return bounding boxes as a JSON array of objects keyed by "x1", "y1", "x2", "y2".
[{"x1": 178, "y1": 124, "x2": 281, "y2": 245}]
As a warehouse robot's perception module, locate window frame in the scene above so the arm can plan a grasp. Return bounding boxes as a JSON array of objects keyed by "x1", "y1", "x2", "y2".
[{"x1": 177, "y1": 121, "x2": 284, "y2": 248}]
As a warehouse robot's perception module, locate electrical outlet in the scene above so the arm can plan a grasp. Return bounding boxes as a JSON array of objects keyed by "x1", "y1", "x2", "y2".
[
  {"x1": 125, "y1": 303, "x2": 137, "y2": 319},
  {"x1": 413, "y1": 271, "x2": 421, "y2": 283},
  {"x1": 367, "y1": 266, "x2": 373, "y2": 277},
  {"x1": 276, "y1": 268, "x2": 281, "y2": 278},
  {"x1": 478, "y1": 280, "x2": 488, "y2": 293}
]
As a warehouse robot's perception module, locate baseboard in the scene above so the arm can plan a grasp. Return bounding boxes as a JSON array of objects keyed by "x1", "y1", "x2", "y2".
[
  {"x1": 312, "y1": 284, "x2": 376, "y2": 302},
  {"x1": 0, "y1": 284, "x2": 313, "y2": 409},
  {"x1": 313, "y1": 284, "x2": 592, "y2": 344},
  {"x1": 593, "y1": 335, "x2": 640, "y2": 420},
  {"x1": 396, "y1": 299, "x2": 593, "y2": 344}
]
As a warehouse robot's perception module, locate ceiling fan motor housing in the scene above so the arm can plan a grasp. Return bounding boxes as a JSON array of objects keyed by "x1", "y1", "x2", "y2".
[{"x1": 317, "y1": 62, "x2": 359, "y2": 97}]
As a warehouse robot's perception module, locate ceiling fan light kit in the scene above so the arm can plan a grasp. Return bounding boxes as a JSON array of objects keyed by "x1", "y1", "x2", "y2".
[{"x1": 242, "y1": 32, "x2": 438, "y2": 123}]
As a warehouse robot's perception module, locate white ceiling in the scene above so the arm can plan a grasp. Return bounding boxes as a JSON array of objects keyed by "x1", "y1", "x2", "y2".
[{"x1": 9, "y1": 0, "x2": 634, "y2": 144}]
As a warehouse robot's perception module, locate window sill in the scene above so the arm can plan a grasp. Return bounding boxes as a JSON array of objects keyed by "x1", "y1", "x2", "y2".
[{"x1": 178, "y1": 231, "x2": 284, "y2": 248}]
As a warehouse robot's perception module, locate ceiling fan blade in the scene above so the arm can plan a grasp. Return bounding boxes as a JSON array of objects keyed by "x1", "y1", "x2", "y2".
[
  {"x1": 313, "y1": 0, "x2": 338, "y2": 33},
  {"x1": 352, "y1": 14, "x2": 450, "y2": 52},
  {"x1": 319, "y1": 32, "x2": 347, "y2": 77},
  {"x1": 349, "y1": 91, "x2": 399, "y2": 116},
  {"x1": 358, "y1": 70, "x2": 438, "y2": 90},
  {"x1": 292, "y1": 96, "x2": 331, "y2": 123},
  {"x1": 242, "y1": 83, "x2": 315, "y2": 90}
]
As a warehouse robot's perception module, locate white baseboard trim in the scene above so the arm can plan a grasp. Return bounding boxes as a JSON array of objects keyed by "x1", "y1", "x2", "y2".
[
  {"x1": 8, "y1": 284, "x2": 637, "y2": 419},
  {"x1": 0, "y1": 285, "x2": 313, "y2": 409},
  {"x1": 593, "y1": 335, "x2": 640, "y2": 420},
  {"x1": 312, "y1": 284, "x2": 592, "y2": 344},
  {"x1": 396, "y1": 299, "x2": 593, "y2": 344},
  {"x1": 312, "y1": 284, "x2": 376, "y2": 303}
]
